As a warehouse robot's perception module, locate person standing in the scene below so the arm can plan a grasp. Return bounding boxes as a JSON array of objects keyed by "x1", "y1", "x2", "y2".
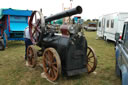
[{"x1": 24, "y1": 26, "x2": 33, "y2": 66}]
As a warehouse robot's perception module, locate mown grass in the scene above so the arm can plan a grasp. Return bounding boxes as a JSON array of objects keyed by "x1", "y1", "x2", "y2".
[{"x1": 0, "y1": 31, "x2": 121, "y2": 85}]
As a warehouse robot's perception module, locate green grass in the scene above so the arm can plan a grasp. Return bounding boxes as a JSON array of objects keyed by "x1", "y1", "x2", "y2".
[{"x1": 0, "y1": 31, "x2": 121, "y2": 85}]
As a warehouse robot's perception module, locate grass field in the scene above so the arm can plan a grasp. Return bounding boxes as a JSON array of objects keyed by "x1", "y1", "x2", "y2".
[{"x1": 0, "y1": 31, "x2": 121, "y2": 85}]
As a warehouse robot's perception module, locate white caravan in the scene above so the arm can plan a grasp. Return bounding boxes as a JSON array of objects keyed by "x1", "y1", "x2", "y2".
[
  {"x1": 97, "y1": 12, "x2": 128, "y2": 42},
  {"x1": 97, "y1": 16, "x2": 105, "y2": 38}
]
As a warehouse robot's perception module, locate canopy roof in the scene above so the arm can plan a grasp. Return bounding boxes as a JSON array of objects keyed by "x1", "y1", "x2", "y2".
[{"x1": 0, "y1": 8, "x2": 32, "y2": 19}]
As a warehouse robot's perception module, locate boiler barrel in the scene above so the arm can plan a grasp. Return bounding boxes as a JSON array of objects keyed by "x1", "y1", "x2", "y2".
[{"x1": 45, "y1": 6, "x2": 82, "y2": 23}]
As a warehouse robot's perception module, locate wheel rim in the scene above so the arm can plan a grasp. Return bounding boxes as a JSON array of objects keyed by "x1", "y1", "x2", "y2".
[
  {"x1": 27, "y1": 45, "x2": 37, "y2": 67},
  {"x1": 29, "y1": 11, "x2": 44, "y2": 44},
  {"x1": 42, "y1": 48, "x2": 61, "y2": 81},
  {"x1": 87, "y1": 46, "x2": 97, "y2": 73}
]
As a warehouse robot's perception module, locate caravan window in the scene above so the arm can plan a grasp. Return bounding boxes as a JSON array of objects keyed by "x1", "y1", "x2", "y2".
[
  {"x1": 107, "y1": 20, "x2": 109, "y2": 28},
  {"x1": 111, "y1": 20, "x2": 114, "y2": 28}
]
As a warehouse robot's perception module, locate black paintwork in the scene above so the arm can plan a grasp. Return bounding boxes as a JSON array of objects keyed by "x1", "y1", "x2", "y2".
[{"x1": 39, "y1": 33, "x2": 88, "y2": 76}]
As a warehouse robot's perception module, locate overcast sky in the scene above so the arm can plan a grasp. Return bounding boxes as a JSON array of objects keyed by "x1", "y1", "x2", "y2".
[{"x1": 0, "y1": 0, "x2": 128, "y2": 20}]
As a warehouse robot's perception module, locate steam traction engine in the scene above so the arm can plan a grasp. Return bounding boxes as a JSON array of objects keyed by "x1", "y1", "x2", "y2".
[{"x1": 27, "y1": 6, "x2": 97, "y2": 81}]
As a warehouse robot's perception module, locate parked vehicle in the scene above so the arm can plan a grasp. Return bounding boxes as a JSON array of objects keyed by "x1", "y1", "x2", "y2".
[
  {"x1": 115, "y1": 19, "x2": 128, "y2": 85},
  {"x1": 97, "y1": 16, "x2": 105, "y2": 38},
  {"x1": 97, "y1": 12, "x2": 128, "y2": 41},
  {"x1": 84, "y1": 22, "x2": 97, "y2": 31}
]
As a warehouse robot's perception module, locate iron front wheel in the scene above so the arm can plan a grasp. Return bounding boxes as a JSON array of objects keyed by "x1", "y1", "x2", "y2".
[
  {"x1": 27, "y1": 45, "x2": 37, "y2": 68},
  {"x1": 42, "y1": 48, "x2": 61, "y2": 81},
  {"x1": 87, "y1": 46, "x2": 97, "y2": 74}
]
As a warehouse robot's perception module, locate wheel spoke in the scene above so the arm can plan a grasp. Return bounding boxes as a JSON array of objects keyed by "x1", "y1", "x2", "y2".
[
  {"x1": 29, "y1": 48, "x2": 32, "y2": 54},
  {"x1": 88, "y1": 64, "x2": 92, "y2": 69},
  {"x1": 88, "y1": 56, "x2": 94, "y2": 59},
  {"x1": 47, "y1": 61, "x2": 51, "y2": 66},
  {"x1": 46, "y1": 67, "x2": 50, "y2": 73},
  {"x1": 44, "y1": 58, "x2": 47, "y2": 64},
  {"x1": 44, "y1": 58, "x2": 50, "y2": 66},
  {"x1": 52, "y1": 65, "x2": 57, "y2": 71},
  {"x1": 35, "y1": 21, "x2": 40, "y2": 29},
  {"x1": 50, "y1": 69, "x2": 54, "y2": 78},
  {"x1": 32, "y1": 30, "x2": 36, "y2": 36},
  {"x1": 52, "y1": 62, "x2": 57, "y2": 65},
  {"x1": 52, "y1": 69, "x2": 55, "y2": 78},
  {"x1": 37, "y1": 27, "x2": 41, "y2": 32},
  {"x1": 45, "y1": 60, "x2": 49, "y2": 66},
  {"x1": 48, "y1": 51, "x2": 53, "y2": 62},
  {"x1": 45, "y1": 53, "x2": 50, "y2": 61},
  {"x1": 87, "y1": 50, "x2": 91, "y2": 57},
  {"x1": 53, "y1": 68, "x2": 57, "y2": 77}
]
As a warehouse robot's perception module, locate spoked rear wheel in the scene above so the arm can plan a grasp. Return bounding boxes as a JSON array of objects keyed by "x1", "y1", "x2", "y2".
[
  {"x1": 42, "y1": 48, "x2": 61, "y2": 81},
  {"x1": 27, "y1": 45, "x2": 37, "y2": 68},
  {"x1": 87, "y1": 46, "x2": 97, "y2": 74}
]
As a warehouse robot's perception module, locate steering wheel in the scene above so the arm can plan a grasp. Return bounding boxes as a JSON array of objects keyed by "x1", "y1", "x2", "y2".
[{"x1": 29, "y1": 11, "x2": 45, "y2": 44}]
